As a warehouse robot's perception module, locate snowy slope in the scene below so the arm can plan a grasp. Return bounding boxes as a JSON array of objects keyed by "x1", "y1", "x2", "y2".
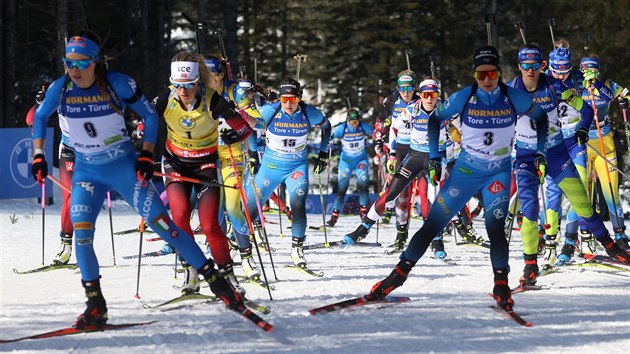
[{"x1": 1, "y1": 184, "x2": 629, "y2": 353}]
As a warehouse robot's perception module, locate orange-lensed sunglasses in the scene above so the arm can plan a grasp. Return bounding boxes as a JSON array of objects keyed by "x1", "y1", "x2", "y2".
[
  {"x1": 421, "y1": 91, "x2": 439, "y2": 99},
  {"x1": 280, "y1": 96, "x2": 299, "y2": 104},
  {"x1": 473, "y1": 70, "x2": 500, "y2": 80}
]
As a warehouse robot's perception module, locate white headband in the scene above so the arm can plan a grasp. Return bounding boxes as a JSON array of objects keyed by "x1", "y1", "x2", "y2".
[{"x1": 170, "y1": 61, "x2": 200, "y2": 81}]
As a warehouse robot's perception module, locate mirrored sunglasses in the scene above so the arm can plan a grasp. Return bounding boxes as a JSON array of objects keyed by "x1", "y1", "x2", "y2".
[
  {"x1": 473, "y1": 70, "x2": 500, "y2": 80},
  {"x1": 519, "y1": 62, "x2": 543, "y2": 71},
  {"x1": 421, "y1": 91, "x2": 439, "y2": 99},
  {"x1": 398, "y1": 86, "x2": 414, "y2": 93},
  {"x1": 61, "y1": 57, "x2": 95, "y2": 70},
  {"x1": 280, "y1": 96, "x2": 299, "y2": 104},
  {"x1": 170, "y1": 79, "x2": 199, "y2": 89}
]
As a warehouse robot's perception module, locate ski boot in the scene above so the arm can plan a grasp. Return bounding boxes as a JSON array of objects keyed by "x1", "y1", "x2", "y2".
[
  {"x1": 359, "y1": 205, "x2": 369, "y2": 220},
  {"x1": 200, "y1": 260, "x2": 245, "y2": 310},
  {"x1": 326, "y1": 209, "x2": 340, "y2": 227},
  {"x1": 614, "y1": 228, "x2": 630, "y2": 251},
  {"x1": 219, "y1": 262, "x2": 246, "y2": 295},
  {"x1": 601, "y1": 237, "x2": 630, "y2": 265},
  {"x1": 160, "y1": 242, "x2": 175, "y2": 255},
  {"x1": 519, "y1": 254, "x2": 539, "y2": 286},
  {"x1": 180, "y1": 261, "x2": 200, "y2": 295},
  {"x1": 493, "y1": 268, "x2": 514, "y2": 311},
  {"x1": 431, "y1": 233, "x2": 447, "y2": 259},
  {"x1": 52, "y1": 233, "x2": 73, "y2": 265},
  {"x1": 240, "y1": 246, "x2": 261, "y2": 280},
  {"x1": 381, "y1": 208, "x2": 393, "y2": 224},
  {"x1": 393, "y1": 223, "x2": 408, "y2": 251},
  {"x1": 542, "y1": 234, "x2": 557, "y2": 268},
  {"x1": 368, "y1": 257, "x2": 415, "y2": 300},
  {"x1": 342, "y1": 217, "x2": 375, "y2": 244},
  {"x1": 283, "y1": 207, "x2": 293, "y2": 221},
  {"x1": 557, "y1": 233, "x2": 578, "y2": 264},
  {"x1": 75, "y1": 278, "x2": 108, "y2": 329},
  {"x1": 580, "y1": 230, "x2": 597, "y2": 253},
  {"x1": 291, "y1": 237, "x2": 307, "y2": 267},
  {"x1": 454, "y1": 219, "x2": 477, "y2": 243},
  {"x1": 470, "y1": 204, "x2": 483, "y2": 219}
]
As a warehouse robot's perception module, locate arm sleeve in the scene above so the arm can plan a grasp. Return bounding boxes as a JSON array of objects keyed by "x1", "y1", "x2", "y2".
[
  {"x1": 428, "y1": 86, "x2": 473, "y2": 159},
  {"x1": 110, "y1": 73, "x2": 159, "y2": 145},
  {"x1": 361, "y1": 121, "x2": 374, "y2": 137},
  {"x1": 210, "y1": 91, "x2": 253, "y2": 142},
  {"x1": 32, "y1": 76, "x2": 65, "y2": 140}
]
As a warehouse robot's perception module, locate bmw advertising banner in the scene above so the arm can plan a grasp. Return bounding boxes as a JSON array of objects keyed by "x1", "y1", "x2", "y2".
[{"x1": 0, "y1": 128, "x2": 53, "y2": 199}]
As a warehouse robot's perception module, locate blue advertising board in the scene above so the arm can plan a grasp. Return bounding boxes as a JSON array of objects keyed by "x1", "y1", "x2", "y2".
[{"x1": 0, "y1": 128, "x2": 54, "y2": 199}]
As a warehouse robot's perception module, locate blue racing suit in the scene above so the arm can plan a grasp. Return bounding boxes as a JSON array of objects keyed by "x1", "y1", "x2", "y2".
[{"x1": 33, "y1": 72, "x2": 212, "y2": 281}]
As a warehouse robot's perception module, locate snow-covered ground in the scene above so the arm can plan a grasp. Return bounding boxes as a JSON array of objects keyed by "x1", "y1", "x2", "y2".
[{"x1": 1, "y1": 181, "x2": 629, "y2": 353}]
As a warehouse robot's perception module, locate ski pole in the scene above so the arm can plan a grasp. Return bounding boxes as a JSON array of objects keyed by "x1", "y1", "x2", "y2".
[
  {"x1": 41, "y1": 182, "x2": 46, "y2": 265},
  {"x1": 47, "y1": 175, "x2": 71, "y2": 194},
  {"x1": 228, "y1": 143, "x2": 275, "y2": 298},
  {"x1": 585, "y1": 143, "x2": 628, "y2": 178},
  {"x1": 317, "y1": 173, "x2": 330, "y2": 247},
  {"x1": 585, "y1": 85, "x2": 624, "y2": 231},
  {"x1": 276, "y1": 186, "x2": 285, "y2": 238},
  {"x1": 154, "y1": 171, "x2": 237, "y2": 189},
  {"x1": 107, "y1": 191, "x2": 117, "y2": 267},
  {"x1": 134, "y1": 217, "x2": 144, "y2": 299}
]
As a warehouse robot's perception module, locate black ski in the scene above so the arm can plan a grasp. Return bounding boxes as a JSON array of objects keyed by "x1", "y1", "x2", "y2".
[
  {"x1": 580, "y1": 253, "x2": 630, "y2": 271},
  {"x1": 0, "y1": 321, "x2": 156, "y2": 344},
  {"x1": 456, "y1": 241, "x2": 491, "y2": 249},
  {"x1": 231, "y1": 307, "x2": 273, "y2": 332},
  {"x1": 122, "y1": 249, "x2": 174, "y2": 259},
  {"x1": 309, "y1": 295, "x2": 410, "y2": 315},
  {"x1": 114, "y1": 226, "x2": 154, "y2": 235},
  {"x1": 143, "y1": 293, "x2": 218, "y2": 309},
  {"x1": 303, "y1": 241, "x2": 382, "y2": 250},
  {"x1": 284, "y1": 264, "x2": 324, "y2": 277},
  {"x1": 12, "y1": 263, "x2": 78, "y2": 274}
]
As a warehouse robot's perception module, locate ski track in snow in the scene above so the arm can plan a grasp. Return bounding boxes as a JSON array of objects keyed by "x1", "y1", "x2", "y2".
[{"x1": 1, "y1": 185, "x2": 629, "y2": 353}]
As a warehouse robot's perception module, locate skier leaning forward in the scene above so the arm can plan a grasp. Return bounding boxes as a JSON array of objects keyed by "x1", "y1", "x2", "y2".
[{"x1": 367, "y1": 46, "x2": 549, "y2": 311}]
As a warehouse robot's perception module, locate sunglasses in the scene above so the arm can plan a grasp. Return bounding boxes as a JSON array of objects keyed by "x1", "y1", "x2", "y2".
[
  {"x1": 473, "y1": 70, "x2": 500, "y2": 80},
  {"x1": 398, "y1": 86, "x2": 414, "y2": 93},
  {"x1": 170, "y1": 79, "x2": 199, "y2": 90},
  {"x1": 519, "y1": 62, "x2": 543, "y2": 71},
  {"x1": 61, "y1": 57, "x2": 95, "y2": 70},
  {"x1": 280, "y1": 96, "x2": 299, "y2": 104},
  {"x1": 421, "y1": 91, "x2": 439, "y2": 99}
]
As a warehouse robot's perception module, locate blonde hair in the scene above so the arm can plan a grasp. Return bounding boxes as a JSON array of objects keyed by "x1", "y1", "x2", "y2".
[
  {"x1": 554, "y1": 38, "x2": 570, "y2": 49},
  {"x1": 170, "y1": 52, "x2": 211, "y2": 87}
]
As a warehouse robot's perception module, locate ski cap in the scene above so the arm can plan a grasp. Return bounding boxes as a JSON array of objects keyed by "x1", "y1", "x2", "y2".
[
  {"x1": 66, "y1": 36, "x2": 100, "y2": 59},
  {"x1": 549, "y1": 48, "x2": 572, "y2": 74},
  {"x1": 204, "y1": 58, "x2": 223, "y2": 73},
  {"x1": 580, "y1": 57, "x2": 600, "y2": 70},
  {"x1": 472, "y1": 45, "x2": 500, "y2": 70},
  {"x1": 397, "y1": 72, "x2": 416, "y2": 87},
  {"x1": 278, "y1": 77, "x2": 301, "y2": 96},
  {"x1": 518, "y1": 47, "x2": 543, "y2": 63},
  {"x1": 418, "y1": 79, "x2": 439, "y2": 92},
  {"x1": 170, "y1": 61, "x2": 200, "y2": 81}
]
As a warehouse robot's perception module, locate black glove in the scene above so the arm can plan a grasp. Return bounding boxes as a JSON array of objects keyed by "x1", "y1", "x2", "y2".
[
  {"x1": 428, "y1": 159, "x2": 442, "y2": 186},
  {"x1": 31, "y1": 154, "x2": 48, "y2": 182},
  {"x1": 534, "y1": 153, "x2": 547, "y2": 184},
  {"x1": 574, "y1": 128, "x2": 589, "y2": 145},
  {"x1": 248, "y1": 152, "x2": 260, "y2": 174},
  {"x1": 313, "y1": 151, "x2": 328, "y2": 175},
  {"x1": 135, "y1": 150, "x2": 154, "y2": 181},
  {"x1": 220, "y1": 128, "x2": 240, "y2": 145},
  {"x1": 35, "y1": 85, "x2": 46, "y2": 105},
  {"x1": 619, "y1": 97, "x2": 629, "y2": 110},
  {"x1": 374, "y1": 139, "x2": 384, "y2": 155}
]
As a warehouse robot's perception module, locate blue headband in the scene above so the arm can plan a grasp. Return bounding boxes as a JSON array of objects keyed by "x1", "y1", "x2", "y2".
[
  {"x1": 580, "y1": 57, "x2": 600, "y2": 70},
  {"x1": 518, "y1": 47, "x2": 543, "y2": 63},
  {"x1": 66, "y1": 36, "x2": 100, "y2": 59},
  {"x1": 549, "y1": 48, "x2": 572, "y2": 73},
  {"x1": 204, "y1": 59, "x2": 223, "y2": 73}
]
